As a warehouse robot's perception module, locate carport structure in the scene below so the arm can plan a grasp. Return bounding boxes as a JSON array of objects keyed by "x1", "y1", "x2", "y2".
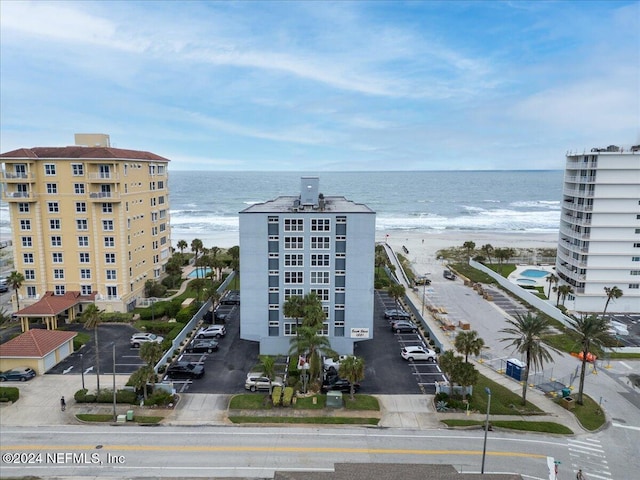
[
  {"x1": 0, "y1": 328, "x2": 77, "y2": 374},
  {"x1": 13, "y1": 291, "x2": 96, "y2": 332}
]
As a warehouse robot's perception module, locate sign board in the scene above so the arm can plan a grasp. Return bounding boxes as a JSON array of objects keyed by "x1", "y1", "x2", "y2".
[{"x1": 350, "y1": 328, "x2": 370, "y2": 339}]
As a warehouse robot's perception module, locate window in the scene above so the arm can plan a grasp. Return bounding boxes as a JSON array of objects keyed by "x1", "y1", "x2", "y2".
[
  {"x1": 106, "y1": 269, "x2": 117, "y2": 280},
  {"x1": 24, "y1": 269, "x2": 35, "y2": 280},
  {"x1": 284, "y1": 218, "x2": 303, "y2": 231},
  {"x1": 102, "y1": 203, "x2": 113, "y2": 214},
  {"x1": 105, "y1": 253, "x2": 116, "y2": 264},
  {"x1": 635, "y1": 243, "x2": 640, "y2": 248},
  {"x1": 284, "y1": 236, "x2": 304, "y2": 249},
  {"x1": 311, "y1": 218, "x2": 330, "y2": 231},
  {"x1": 20, "y1": 219, "x2": 31, "y2": 231},
  {"x1": 311, "y1": 236, "x2": 330, "y2": 249},
  {"x1": 629, "y1": 284, "x2": 639, "y2": 289},
  {"x1": 284, "y1": 323, "x2": 298, "y2": 336},
  {"x1": 50, "y1": 219, "x2": 61, "y2": 230},
  {"x1": 21, "y1": 236, "x2": 32, "y2": 247},
  {"x1": 18, "y1": 203, "x2": 30, "y2": 213},
  {"x1": 633, "y1": 257, "x2": 640, "y2": 262},
  {"x1": 106, "y1": 286, "x2": 118, "y2": 298},
  {"x1": 52, "y1": 252, "x2": 63, "y2": 263},
  {"x1": 79, "y1": 252, "x2": 90, "y2": 263},
  {"x1": 54, "y1": 285, "x2": 65, "y2": 295},
  {"x1": 284, "y1": 254, "x2": 304, "y2": 266},
  {"x1": 80, "y1": 269, "x2": 91, "y2": 279},
  {"x1": 53, "y1": 269, "x2": 64, "y2": 279},
  {"x1": 76, "y1": 219, "x2": 88, "y2": 230},
  {"x1": 48, "y1": 202, "x2": 59, "y2": 213},
  {"x1": 158, "y1": 180, "x2": 164, "y2": 189},
  {"x1": 104, "y1": 236, "x2": 115, "y2": 247},
  {"x1": 72, "y1": 164, "x2": 84, "y2": 176},
  {"x1": 23, "y1": 253, "x2": 34, "y2": 264},
  {"x1": 284, "y1": 271, "x2": 304, "y2": 284},
  {"x1": 51, "y1": 236, "x2": 62, "y2": 247},
  {"x1": 44, "y1": 164, "x2": 56, "y2": 175},
  {"x1": 26, "y1": 286, "x2": 37, "y2": 298},
  {"x1": 78, "y1": 236, "x2": 89, "y2": 247},
  {"x1": 81, "y1": 285, "x2": 92, "y2": 295},
  {"x1": 311, "y1": 254, "x2": 330, "y2": 266},
  {"x1": 284, "y1": 288, "x2": 304, "y2": 300},
  {"x1": 310, "y1": 288, "x2": 330, "y2": 301},
  {"x1": 310, "y1": 271, "x2": 330, "y2": 284},
  {"x1": 631, "y1": 270, "x2": 640, "y2": 276},
  {"x1": 103, "y1": 220, "x2": 114, "y2": 231},
  {"x1": 75, "y1": 202, "x2": 87, "y2": 213},
  {"x1": 74, "y1": 183, "x2": 85, "y2": 194},
  {"x1": 46, "y1": 183, "x2": 57, "y2": 194}
]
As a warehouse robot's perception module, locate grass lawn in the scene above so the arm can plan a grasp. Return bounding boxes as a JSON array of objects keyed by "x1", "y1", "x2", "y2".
[
  {"x1": 229, "y1": 394, "x2": 272, "y2": 410},
  {"x1": 343, "y1": 395, "x2": 380, "y2": 410},
  {"x1": 560, "y1": 394, "x2": 606, "y2": 431},
  {"x1": 470, "y1": 375, "x2": 543, "y2": 415},
  {"x1": 228, "y1": 416, "x2": 379, "y2": 425},
  {"x1": 75, "y1": 413, "x2": 163, "y2": 423},
  {"x1": 441, "y1": 419, "x2": 573, "y2": 434}
]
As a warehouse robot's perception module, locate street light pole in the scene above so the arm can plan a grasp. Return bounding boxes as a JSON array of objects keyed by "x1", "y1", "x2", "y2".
[
  {"x1": 112, "y1": 343, "x2": 117, "y2": 422},
  {"x1": 421, "y1": 278, "x2": 427, "y2": 317},
  {"x1": 80, "y1": 354, "x2": 85, "y2": 390},
  {"x1": 481, "y1": 387, "x2": 492, "y2": 474}
]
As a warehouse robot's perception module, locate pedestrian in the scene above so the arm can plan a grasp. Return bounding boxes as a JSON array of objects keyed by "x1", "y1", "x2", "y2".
[
  {"x1": 576, "y1": 468, "x2": 585, "y2": 480},
  {"x1": 60, "y1": 396, "x2": 66, "y2": 411}
]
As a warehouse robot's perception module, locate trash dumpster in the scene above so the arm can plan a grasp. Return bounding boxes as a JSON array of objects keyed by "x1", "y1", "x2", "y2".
[
  {"x1": 506, "y1": 358, "x2": 526, "y2": 381},
  {"x1": 126, "y1": 410, "x2": 134, "y2": 421},
  {"x1": 562, "y1": 396, "x2": 575, "y2": 410},
  {"x1": 326, "y1": 391, "x2": 343, "y2": 408},
  {"x1": 561, "y1": 388, "x2": 571, "y2": 398}
]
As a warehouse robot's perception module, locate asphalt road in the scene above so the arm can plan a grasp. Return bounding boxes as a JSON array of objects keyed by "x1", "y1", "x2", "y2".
[{"x1": 1, "y1": 424, "x2": 634, "y2": 479}]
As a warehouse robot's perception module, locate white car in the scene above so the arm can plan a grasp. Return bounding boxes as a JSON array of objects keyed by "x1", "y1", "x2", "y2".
[
  {"x1": 401, "y1": 345, "x2": 437, "y2": 362},
  {"x1": 323, "y1": 355, "x2": 349, "y2": 371},
  {"x1": 130, "y1": 333, "x2": 164, "y2": 348},
  {"x1": 197, "y1": 325, "x2": 226, "y2": 339},
  {"x1": 244, "y1": 373, "x2": 283, "y2": 392}
]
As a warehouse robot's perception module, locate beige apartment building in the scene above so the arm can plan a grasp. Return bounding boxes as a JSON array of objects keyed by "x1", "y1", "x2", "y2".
[{"x1": 0, "y1": 134, "x2": 171, "y2": 319}]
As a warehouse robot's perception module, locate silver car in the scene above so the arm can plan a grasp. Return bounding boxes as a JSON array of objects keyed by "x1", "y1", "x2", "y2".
[{"x1": 244, "y1": 373, "x2": 283, "y2": 392}]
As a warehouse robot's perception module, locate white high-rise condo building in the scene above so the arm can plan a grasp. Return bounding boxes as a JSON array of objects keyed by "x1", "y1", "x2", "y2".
[
  {"x1": 239, "y1": 177, "x2": 376, "y2": 355},
  {"x1": 556, "y1": 144, "x2": 640, "y2": 313}
]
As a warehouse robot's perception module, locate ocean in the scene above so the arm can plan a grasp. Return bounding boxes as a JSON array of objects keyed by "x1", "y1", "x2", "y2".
[{"x1": 0, "y1": 170, "x2": 564, "y2": 248}]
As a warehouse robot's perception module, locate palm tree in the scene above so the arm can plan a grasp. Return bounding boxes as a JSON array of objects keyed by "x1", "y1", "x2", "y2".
[
  {"x1": 259, "y1": 355, "x2": 276, "y2": 393},
  {"x1": 338, "y1": 356, "x2": 365, "y2": 400},
  {"x1": 130, "y1": 366, "x2": 155, "y2": 400},
  {"x1": 545, "y1": 274, "x2": 558, "y2": 299},
  {"x1": 455, "y1": 361, "x2": 479, "y2": 401},
  {"x1": 283, "y1": 295, "x2": 305, "y2": 337},
  {"x1": 462, "y1": 241, "x2": 476, "y2": 259},
  {"x1": 387, "y1": 283, "x2": 406, "y2": 313},
  {"x1": 140, "y1": 342, "x2": 163, "y2": 390},
  {"x1": 7, "y1": 271, "x2": 24, "y2": 311},
  {"x1": 176, "y1": 240, "x2": 187, "y2": 254},
  {"x1": 558, "y1": 284, "x2": 574, "y2": 306},
  {"x1": 227, "y1": 246, "x2": 240, "y2": 272},
  {"x1": 499, "y1": 312, "x2": 558, "y2": 405},
  {"x1": 603, "y1": 286, "x2": 623, "y2": 319},
  {"x1": 454, "y1": 330, "x2": 485, "y2": 363},
  {"x1": 190, "y1": 238, "x2": 203, "y2": 278},
  {"x1": 288, "y1": 326, "x2": 335, "y2": 384},
  {"x1": 567, "y1": 315, "x2": 612, "y2": 405},
  {"x1": 481, "y1": 244, "x2": 494, "y2": 264},
  {"x1": 82, "y1": 304, "x2": 104, "y2": 395}
]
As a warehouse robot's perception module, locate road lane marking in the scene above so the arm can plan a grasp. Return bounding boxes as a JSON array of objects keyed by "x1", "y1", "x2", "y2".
[{"x1": 612, "y1": 422, "x2": 640, "y2": 431}]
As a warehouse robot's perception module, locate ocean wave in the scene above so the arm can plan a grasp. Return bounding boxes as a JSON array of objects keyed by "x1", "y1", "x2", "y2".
[{"x1": 510, "y1": 200, "x2": 561, "y2": 209}]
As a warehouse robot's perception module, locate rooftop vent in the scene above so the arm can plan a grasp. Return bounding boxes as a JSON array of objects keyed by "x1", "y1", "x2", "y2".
[{"x1": 300, "y1": 176, "x2": 320, "y2": 207}]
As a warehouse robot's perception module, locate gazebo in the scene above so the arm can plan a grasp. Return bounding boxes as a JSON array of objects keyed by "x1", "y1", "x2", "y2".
[{"x1": 13, "y1": 291, "x2": 97, "y2": 332}]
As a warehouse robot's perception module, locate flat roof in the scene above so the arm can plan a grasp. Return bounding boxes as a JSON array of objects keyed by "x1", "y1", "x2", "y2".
[{"x1": 240, "y1": 195, "x2": 375, "y2": 214}]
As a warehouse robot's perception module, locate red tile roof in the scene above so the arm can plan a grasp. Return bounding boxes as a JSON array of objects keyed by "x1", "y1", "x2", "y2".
[
  {"x1": 0, "y1": 329, "x2": 76, "y2": 358},
  {"x1": 16, "y1": 291, "x2": 96, "y2": 317},
  {"x1": 0, "y1": 146, "x2": 169, "y2": 162}
]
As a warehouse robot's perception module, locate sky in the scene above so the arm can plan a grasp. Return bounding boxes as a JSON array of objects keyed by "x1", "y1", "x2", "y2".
[{"x1": 0, "y1": 1, "x2": 638, "y2": 171}]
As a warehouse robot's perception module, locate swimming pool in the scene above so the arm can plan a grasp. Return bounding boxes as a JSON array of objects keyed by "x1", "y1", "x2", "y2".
[
  {"x1": 520, "y1": 269, "x2": 550, "y2": 278},
  {"x1": 188, "y1": 268, "x2": 212, "y2": 278},
  {"x1": 517, "y1": 278, "x2": 537, "y2": 285}
]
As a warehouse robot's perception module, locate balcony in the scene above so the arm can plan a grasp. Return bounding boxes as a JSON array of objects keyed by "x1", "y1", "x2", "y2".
[
  {"x1": 88, "y1": 191, "x2": 121, "y2": 201},
  {"x1": 564, "y1": 175, "x2": 597, "y2": 184},
  {"x1": 1, "y1": 171, "x2": 35, "y2": 182},
  {"x1": 559, "y1": 237, "x2": 589, "y2": 254},
  {"x1": 87, "y1": 172, "x2": 119, "y2": 182},
  {"x1": 561, "y1": 213, "x2": 591, "y2": 226},
  {"x1": 556, "y1": 263, "x2": 586, "y2": 282},
  {"x1": 562, "y1": 200, "x2": 593, "y2": 213},
  {"x1": 563, "y1": 186, "x2": 594, "y2": 197},
  {"x1": 566, "y1": 157, "x2": 598, "y2": 169},
  {"x1": 2, "y1": 191, "x2": 37, "y2": 202}
]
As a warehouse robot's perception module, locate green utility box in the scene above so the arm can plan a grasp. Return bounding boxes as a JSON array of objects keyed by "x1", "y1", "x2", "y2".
[
  {"x1": 126, "y1": 410, "x2": 134, "y2": 421},
  {"x1": 326, "y1": 391, "x2": 343, "y2": 408}
]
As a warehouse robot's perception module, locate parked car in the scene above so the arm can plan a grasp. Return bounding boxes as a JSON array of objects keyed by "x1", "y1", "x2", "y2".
[
  {"x1": 130, "y1": 332, "x2": 164, "y2": 348},
  {"x1": 166, "y1": 361, "x2": 205, "y2": 379},
  {"x1": 197, "y1": 325, "x2": 226, "y2": 339},
  {"x1": 185, "y1": 339, "x2": 219, "y2": 354},
  {"x1": 323, "y1": 355, "x2": 349, "y2": 371},
  {"x1": 414, "y1": 276, "x2": 431, "y2": 286},
  {"x1": 321, "y1": 377, "x2": 360, "y2": 393},
  {"x1": 245, "y1": 373, "x2": 283, "y2": 392},
  {"x1": 0, "y1": 366, "x2": 37, "y2": 382},
  {"x1": 0, "y1": 283, "x2": 8, "y2": 293},
  {"x1": 384, "y1": 308, "x2": 411, "y2": 320},
  {"x1": 401, "y1": 345, "x2": 438, "y2": 362},
  {"x1": 443, "y1": 270, "x2": 456, "y2": 280},
  {"x1": 391, "y1": 320, "x2": 418, "y2": 333}
]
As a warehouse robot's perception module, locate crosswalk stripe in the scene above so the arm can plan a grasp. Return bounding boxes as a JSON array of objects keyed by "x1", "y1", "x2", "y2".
[{"x1": 568, "y1": 447, "x2": 607, "y2": 458}]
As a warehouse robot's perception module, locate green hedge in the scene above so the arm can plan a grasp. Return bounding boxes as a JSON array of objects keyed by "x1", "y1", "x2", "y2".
[
  {"x1": 74, "y1": 388, "x2": 137, "y2": 404},
  {"x1": 282, "y1": 387, "x2": 294, "y2": 407},
  {"x1": 272, "y1": 386, "x2": 283, "y2": 406},
  {"x1": 144, "y1": 390, "x2": 174, "y2": 406},
  {"x1": 0, "y1": 386, "x2": 19, "y2": 402}
]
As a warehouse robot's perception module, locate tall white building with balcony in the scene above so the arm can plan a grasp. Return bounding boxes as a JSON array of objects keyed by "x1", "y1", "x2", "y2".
[
  {"x1": 556, "y1": 145, "x2": 640, "y2": 313},
  {"x1": 239, "y1": 177, "x2": 376, "y2": 355}
]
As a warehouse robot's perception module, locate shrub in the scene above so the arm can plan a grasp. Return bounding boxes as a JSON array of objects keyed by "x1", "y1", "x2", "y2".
[
  {"x1": 282, "y1": 387, "x2": 294, "y2": 407},
  {"x1": 97, "y1": 389, "x2": 115, "y2": 403},
  {"x1": 74, "y1": 388, "x2": 90, "y2": 402},
  {"x1": 272, "y1": 386, "x2": 283, "y2": 406},
  {"x1": 144, "y1": 390, "x2": 174, "y2": 407},
  {"x1": 116, "y1": 389, "x2": 137, "y2": 404},
  {"x1": 102, "y1": 312, "x2": 134, "y2": 323},
  {"x1": 85, "y1": 394, "x2": 97, "y2": 403},
  {"x1": 0, "y1": 386, "x2": 19, "y2": 402}
]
